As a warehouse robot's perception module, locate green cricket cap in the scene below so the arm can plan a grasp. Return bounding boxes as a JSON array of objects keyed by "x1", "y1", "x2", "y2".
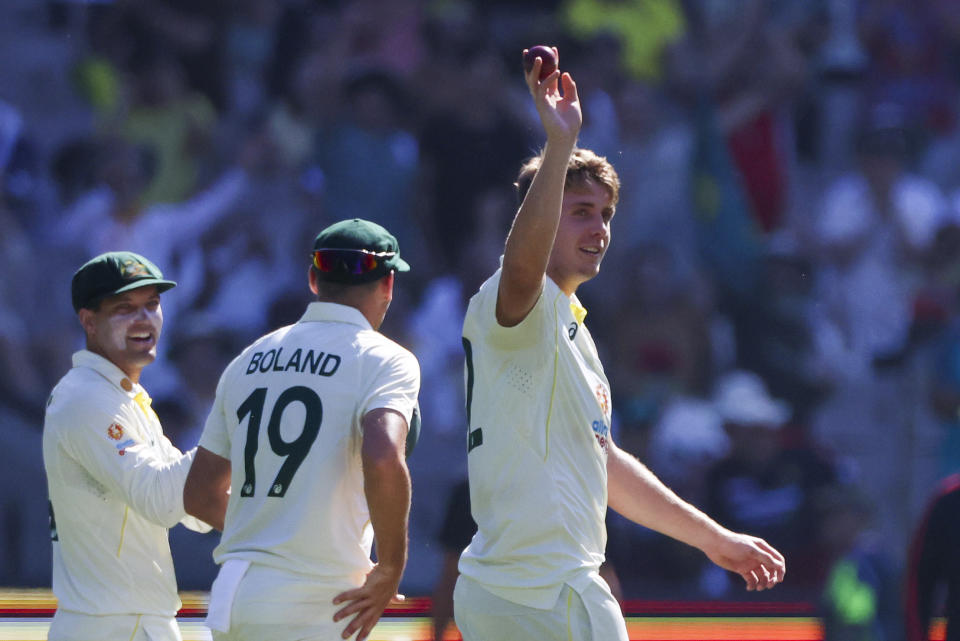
[
  {"x1": 71, "y1": 251, "x2": 177, "y2": 312},
  {"x1": 312, "y1": 218, "x2": 411, "y2": 284}
]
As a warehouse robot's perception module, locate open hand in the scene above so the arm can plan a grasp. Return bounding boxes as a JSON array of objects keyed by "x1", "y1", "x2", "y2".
[
  {"x1": 522, "y1": 46, "x2": 581, "y2": 144},
  {"x1": 333, "y1": 564, "x2": 404, "y2": 640},
  {"x1": 704, "y1": 532, "x2": 786, "y2": 591}
]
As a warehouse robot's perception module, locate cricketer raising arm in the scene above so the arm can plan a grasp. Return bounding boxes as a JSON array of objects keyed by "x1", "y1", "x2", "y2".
[{"x1": 452, "y1": 46, "x2": 786, "y2": 641}]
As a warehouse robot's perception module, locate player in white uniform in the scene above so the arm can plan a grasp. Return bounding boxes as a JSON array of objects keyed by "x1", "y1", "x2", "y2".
[
  {"x1": 453, "y1": 48, "x2": 787, "y2": 641},
  {"x1": 183, "y1": 218, "x2": 420, "y2": 641},
  {"x1": 43, "y1": 251, "x2": 212, "y2": 641}
]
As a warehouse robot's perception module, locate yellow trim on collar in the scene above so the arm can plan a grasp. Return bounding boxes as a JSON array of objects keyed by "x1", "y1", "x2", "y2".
[
  {"x1": 570, "y1": 301, "x2": 587, "y2": 324},
  {"x1": 133, "y1": 391, "x2": 158, "y2": 423}
]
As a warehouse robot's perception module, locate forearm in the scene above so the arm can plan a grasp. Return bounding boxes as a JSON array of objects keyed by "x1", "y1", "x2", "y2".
[
  {"x1": 182, "y1": 486, "x2": 226, "y2": 532},
  {"x1": 607, "y1": 443, "x2": 725, "y2": 553},
  {"x1": 183, "y1": 446, "x2": 231, "y2": 531},
  {"x1": 431, "y1": 552, "x2": 460, "y2": 641},
  {"x1": 503, "y1": 136, "x2": 577, "y2": 281},
  {"x1": 609, "y1": 443, "x2": 786, "y2": 590},
  {"x1": 498, "y1": 57, "x2": 581, "y2": 324},
  {"x1": 364, "y1": 449, "x2": 411, "y2": 572}
]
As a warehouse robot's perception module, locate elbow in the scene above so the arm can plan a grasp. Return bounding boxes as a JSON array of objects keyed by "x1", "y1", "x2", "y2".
[
  {"x1": 363, "y1": 448, "x2": 408, "y2": 477},
  {"x1": 362, "y1": 447, "x2": 410, "y2": 490}
]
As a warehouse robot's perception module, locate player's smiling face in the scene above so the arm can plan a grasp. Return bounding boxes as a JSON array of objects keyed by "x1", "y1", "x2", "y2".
[
  {"x1": 547, "y1": 180, "x2": 615, "y2": 295},
  {"x1": 80, "y1": 286, "x2": 163, "y2": 382}
]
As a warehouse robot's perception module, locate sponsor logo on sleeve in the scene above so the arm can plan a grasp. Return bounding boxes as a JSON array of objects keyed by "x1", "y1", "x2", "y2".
[
  {"x1": 107, "y1": 423, "x2": 124, "y2": 440},
  {"x1": 116, "y1": 438, "x2": 136, "y2": 455}
]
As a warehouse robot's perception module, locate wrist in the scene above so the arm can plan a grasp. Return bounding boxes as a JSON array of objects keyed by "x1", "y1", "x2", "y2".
[
  {"x1": 691, "y1": 517, "x2": 730, "y2": 554},
  {"x1": 375, "y1": 560, "x2": 406, "y2": 576},
  {"x1": 545, "y1": 132, "x2": 578, "y2": 151}
]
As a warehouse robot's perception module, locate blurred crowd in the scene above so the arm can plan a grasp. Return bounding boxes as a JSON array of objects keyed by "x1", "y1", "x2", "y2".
[{"x1": 2, "y1": 0, "x2": 960, "y2": 634}]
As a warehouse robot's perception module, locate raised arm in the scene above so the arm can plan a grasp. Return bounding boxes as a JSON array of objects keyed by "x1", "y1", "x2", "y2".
[
  {"x1": 496, "y1": 48, "x2": 582, "y2": 326},
  {"x1": 334, "y1": 408, "x2": 411, "y2": 641},
  {"x1": 607, "y1": 441, "x2": 785, "y2": 591}
]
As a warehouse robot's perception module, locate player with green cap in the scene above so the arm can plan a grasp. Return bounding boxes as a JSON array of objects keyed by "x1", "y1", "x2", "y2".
[
  {"x1": 43, "y1": 251, "x2": 213, "y2": 641},
  {"x1": 184, "y1": 218, "x2": 421, "y2": 641}
]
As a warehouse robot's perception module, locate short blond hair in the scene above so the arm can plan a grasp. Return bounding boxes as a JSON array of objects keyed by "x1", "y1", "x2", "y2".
[{"x1": 514, "y1": 147, "x2": 620, "y2": 207}]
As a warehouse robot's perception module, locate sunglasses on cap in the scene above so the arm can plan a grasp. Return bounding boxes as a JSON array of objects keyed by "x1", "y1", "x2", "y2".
[{"x1": 312, "y1": 248, "x2": 395, "y2": 275}]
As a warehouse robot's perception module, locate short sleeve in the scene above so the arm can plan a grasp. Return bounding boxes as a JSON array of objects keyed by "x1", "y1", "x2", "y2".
[
  {"x1": 359, "y1": 346, "x2": 420, "y2": 426},
  {"x1": 463, "y1": 270, "x2": 550, "y2": 352}
]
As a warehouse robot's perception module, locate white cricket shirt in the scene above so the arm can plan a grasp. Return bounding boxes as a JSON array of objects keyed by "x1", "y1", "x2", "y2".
[
  {"x1": 459, "y1": 270, "x2": 612, "y2": 609},
  {"x1": 200, "y1": 302, "x2": 420, "y2": 586},
  {"x1": 42, "y1": 350, "x2": 202, "y2": 619}
]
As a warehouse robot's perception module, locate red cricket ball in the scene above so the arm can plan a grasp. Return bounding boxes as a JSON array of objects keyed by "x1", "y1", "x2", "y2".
[{"x1": 523, "y1": 45, "x2": 557, "y2": 80}]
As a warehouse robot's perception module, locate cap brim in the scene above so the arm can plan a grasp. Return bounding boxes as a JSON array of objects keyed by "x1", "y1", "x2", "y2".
[
  {"x1": 113, "y1": 278, "x2": 177, "y2": 296},
  {"x1": 392, "y1": 257, "x2": 410, "y2": 272}
]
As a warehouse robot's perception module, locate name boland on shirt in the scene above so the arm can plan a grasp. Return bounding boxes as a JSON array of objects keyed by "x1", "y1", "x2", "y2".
[
  {"x1": 459, "y1": 270, "x2": 612, "y2": 609},
  {"x1": 199, "y1": 301, "x2": 420, "y2": 586}
]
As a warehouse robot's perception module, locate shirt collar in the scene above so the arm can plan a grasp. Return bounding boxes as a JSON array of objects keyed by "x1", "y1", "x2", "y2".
[
  {"x1": 299, "y1": 301, "x2": 373, "y2": 330},
  {"x1": 71, "y1": 349, "x2": 144, "y2": 396},
  {"x1": 543, "y1": 275, "x2": 588, "y2": 323}
]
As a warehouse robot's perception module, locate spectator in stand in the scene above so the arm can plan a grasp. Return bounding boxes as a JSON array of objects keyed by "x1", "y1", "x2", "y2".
[
  {"x1": 858, "y1": 0, "x2": 958, "y2": 140},
  {"x1": 416, "y1": 36, "x2": 534, "y2": 274},
  {"x1": 50, "y1": 134, "x2": 259, "y2": 397},
  {"x1": 0, "y1": 99, "x2": 50, "y2": 587},
  {"x1": 819, "y1": 485, "x2": 901, "y2": 641},
  {"x1": 906, "y1": 474, "x2": 960, "y2": 641},
  {"x1": 811, "y1": 103, "x2": 951, "y2": 562},
  {"x1": 598, "y1": 80, "x2": 697, "y2": 273},
  {"x1": 607, "y1": 242, "x2": 714, "y2": 414},
  {"x1": 912, "y1": 223, "x2": 960, "y2": 478},
  {"x1": 312, "y1": 69, "x2": 425, "y2": 280},
  {"x1": 703, "y1": 370, "x2": 838, "y2": 593},
  {"x1": 814, "y1": 104, "x2": 949, "y2": 372},
  {"x1": 561, "y1": 0, "x2": 686, "y2": 83},
  {"x1": 664, "y1": 0, "x2": 807, "y2": 234},
  {"x1": 119, "y1": 48, "x2": 217, "y2": 205}
]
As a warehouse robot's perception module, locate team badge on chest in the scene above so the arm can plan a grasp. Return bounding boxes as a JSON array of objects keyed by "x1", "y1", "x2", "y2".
[{"x1": 107, "y1": 423, "x2": 124, "y2": 440}]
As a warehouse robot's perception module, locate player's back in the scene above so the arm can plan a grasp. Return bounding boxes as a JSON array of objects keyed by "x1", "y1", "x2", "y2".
[{"x1": 203, "y1": 303, "x2": 411, "y2": 586}]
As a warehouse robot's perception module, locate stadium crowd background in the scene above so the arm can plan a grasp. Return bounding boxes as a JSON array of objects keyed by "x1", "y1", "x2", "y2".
[{"x1": 2, "y1": 0, "x2": 960, "y2": 636}]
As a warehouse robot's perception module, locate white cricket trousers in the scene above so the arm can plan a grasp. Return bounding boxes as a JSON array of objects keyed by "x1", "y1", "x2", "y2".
[
  {"x1": 48, "y1": 610, "x2": 181, "y2": 641},
  {"x1": 208, "y1": 560, "x2": 356, "y2": 641},
  {"x1": 453, "y1": 574, "x2": 629, "y2": 641}
]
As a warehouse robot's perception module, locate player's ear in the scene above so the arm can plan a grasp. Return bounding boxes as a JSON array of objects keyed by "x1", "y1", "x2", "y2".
[
  {"x1": 308, "y1": 266, "x2": 319, "y2": 295},
  {"x1": 77, "y1": 308, "x2": 96, "y2": 336},
  {"x1": 381, "y1": 271, "x2": 395, "y2": 303}
]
